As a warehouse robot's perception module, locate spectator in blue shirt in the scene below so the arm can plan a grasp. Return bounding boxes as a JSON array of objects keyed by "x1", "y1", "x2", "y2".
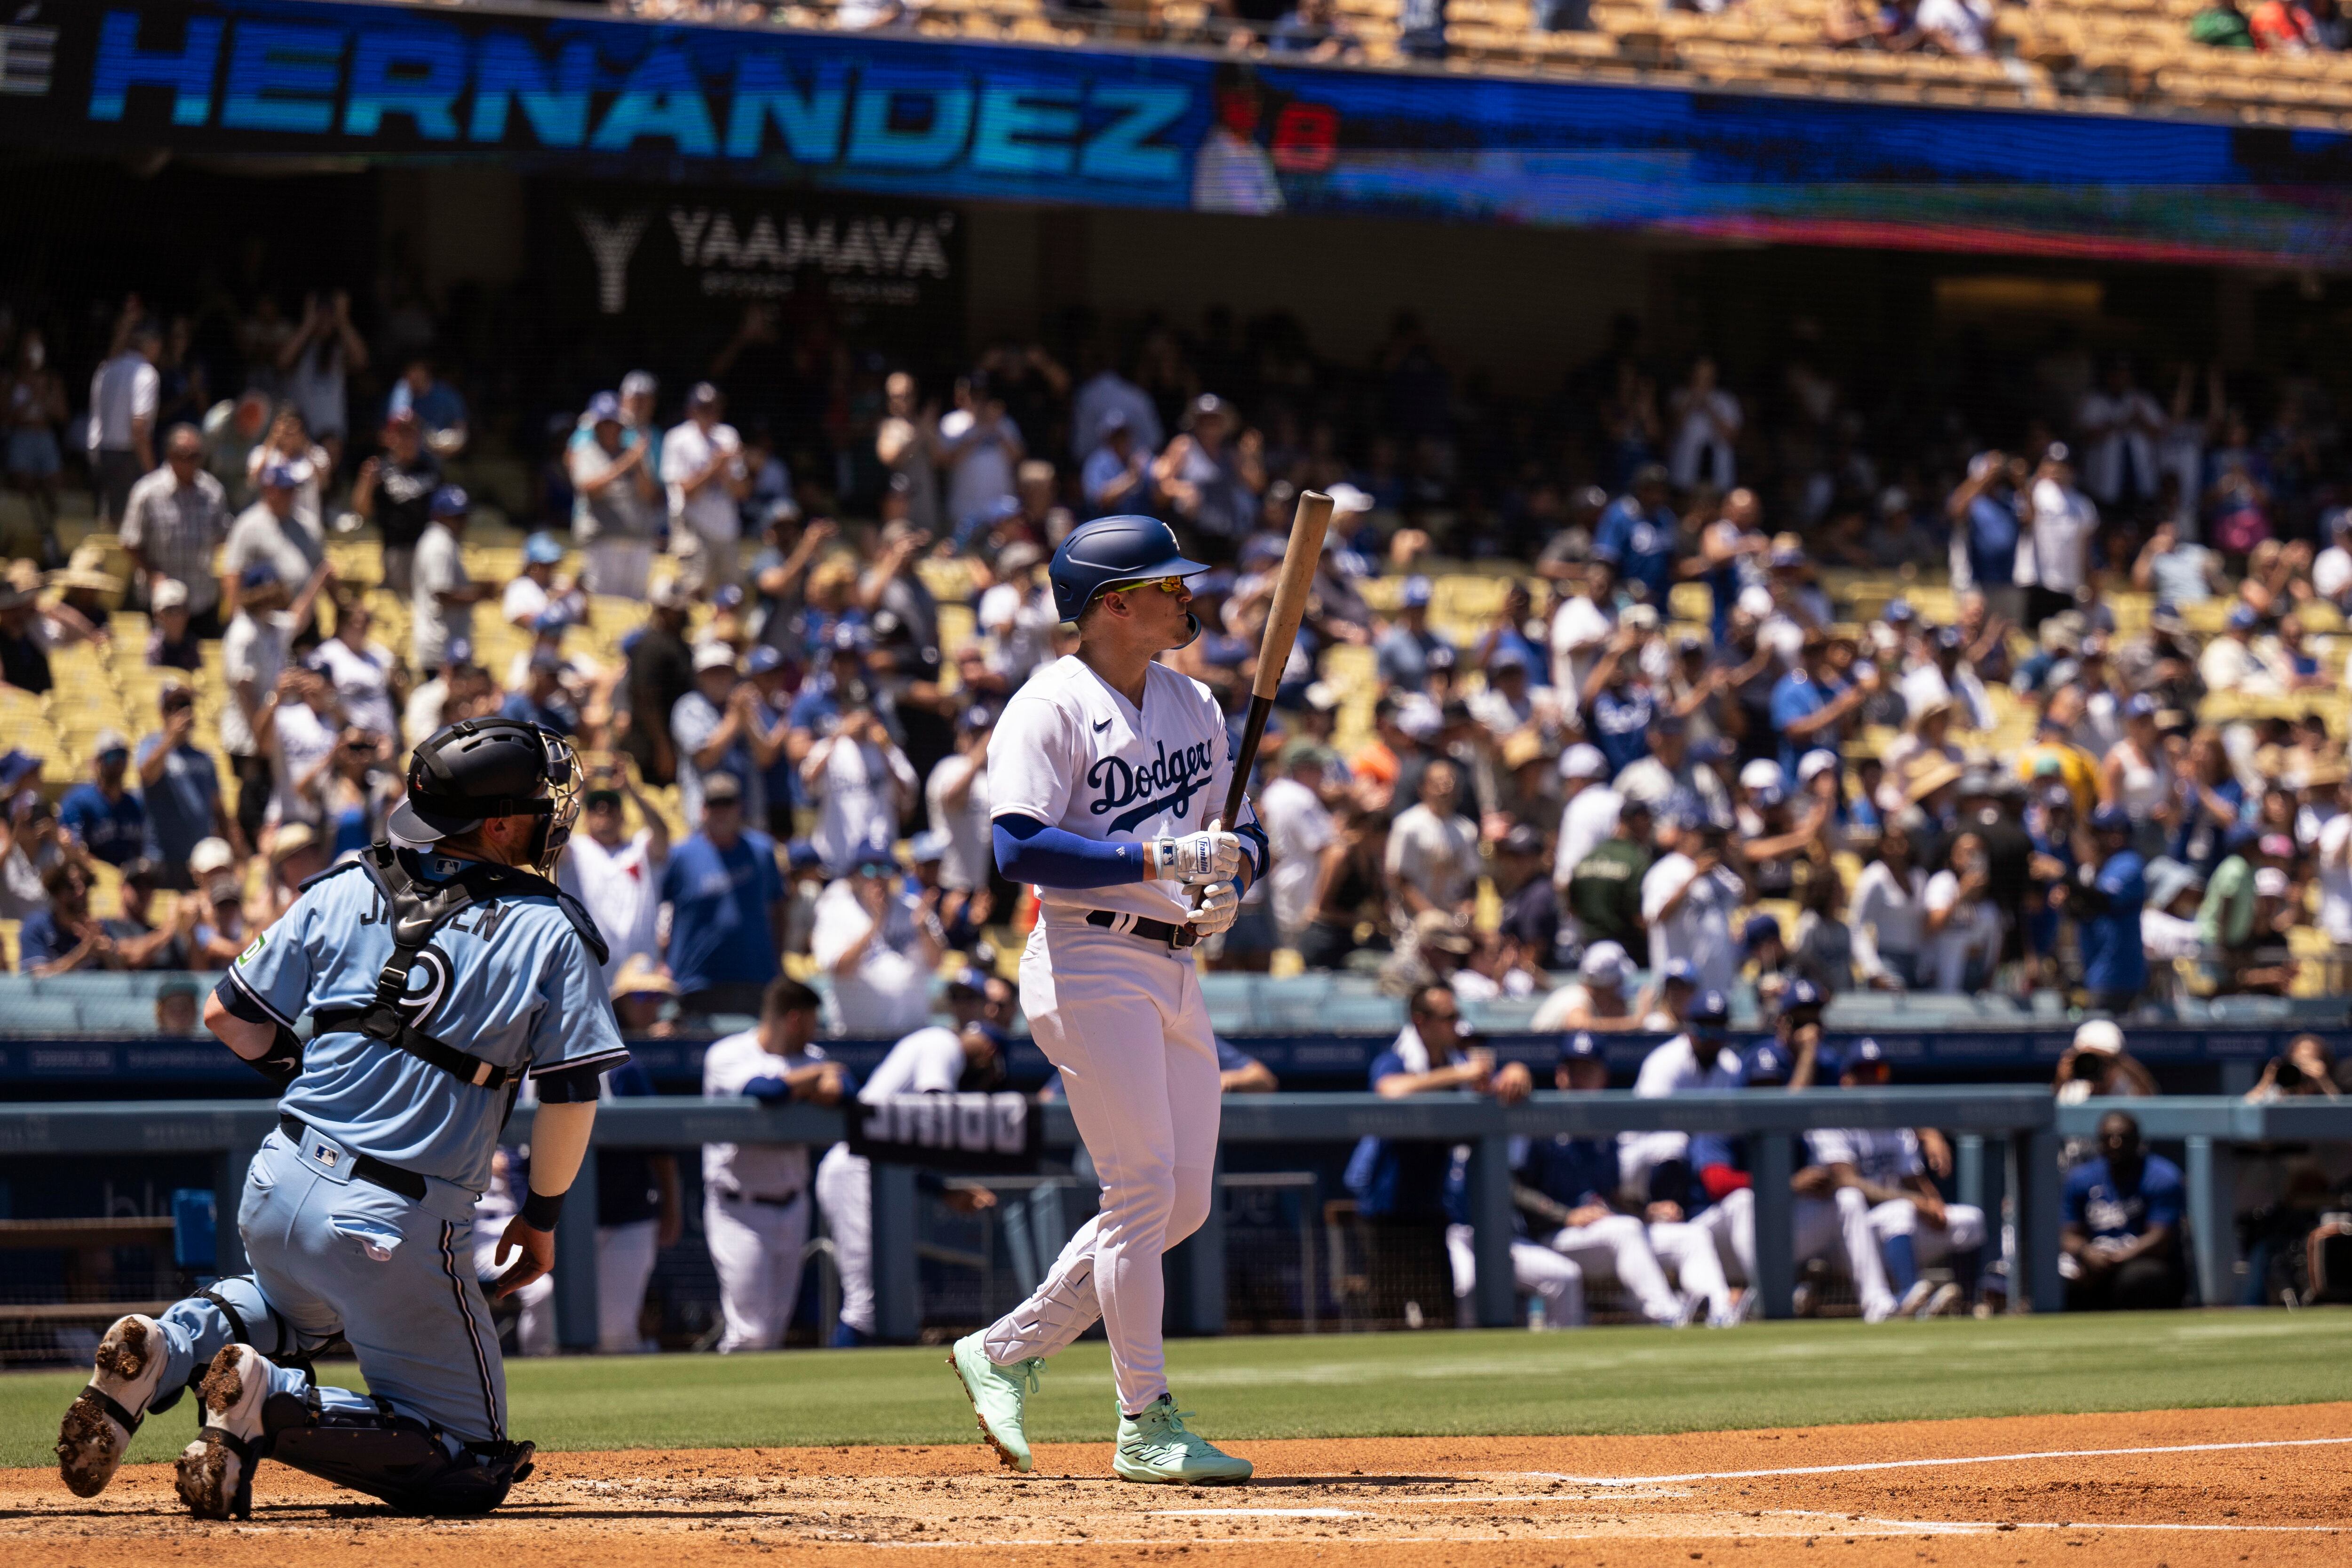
[
  {"x1": 1592, "y1": 464, "x2": 1677, "y2": 607},
  {"x1": 1346, "y1": 984, "x2": 1531, "y2": 1325},
  {"x1": 1080, "y1": 409, "x2": 1152, "y2": 518},
  {"x1": 1579, "y1": 621, "x2": 1655, "y2": 777},
  {"x1": 659, "y1": 772, "x2": 787, "y2": 1021},
  {"x1": 386, "y1": 355, "x2": 468, "y2": 456},
  {"x1": 134, "y1": 682, "x2": 242, "y2": 890},
  {"x1": 2058, "y1": 805, "x2": 2147, "y2": 1011},
  {"x1": 498, "y1": 653, "x2": 581, "y2": 736},
  {"x1": 1768, "y1": 630, "x2": 1867, "y2": 782},
  {"x1": 1947, "y1": 450, "x2": 2022, "y2": 610},
  {"x1": 18, "y1": 861, "x2": 113, "y2": 975},
  {"x1": 2062, "y1": 1111, "x2": 2186, "y2": 1311},
  {"x1": 58, "y1": 730, "x2": 147, "y2": 867},
  {"x1": 1374, "y1": 576, "x2": 1453, "y2": 693}
]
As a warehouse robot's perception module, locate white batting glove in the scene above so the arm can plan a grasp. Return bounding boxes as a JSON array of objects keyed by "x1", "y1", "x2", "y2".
[
  {"x1": 1184, "y1": 880, "x2": 1241, "y2": 937},
  {"x1": 1156, "y1": 828, "x2": 1243, "y2": 886}
]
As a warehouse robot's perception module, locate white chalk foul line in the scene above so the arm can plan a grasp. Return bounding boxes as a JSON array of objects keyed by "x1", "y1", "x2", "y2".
[
  {"x1": 1531, "y1": 1434, "x2": 2352, "y2": 1487},
  {"x1": 1150, "y1": 1507, "x2": 1360, "y2": 1519},
  {"x1": 1808, "y1": 1512, "x2": 2350, "y2": 1537}
]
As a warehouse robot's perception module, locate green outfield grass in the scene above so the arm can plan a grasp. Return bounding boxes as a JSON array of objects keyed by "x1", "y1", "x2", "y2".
[{"x1": 6, "y1": 1311, "x2": 2347, "y2": 1471}]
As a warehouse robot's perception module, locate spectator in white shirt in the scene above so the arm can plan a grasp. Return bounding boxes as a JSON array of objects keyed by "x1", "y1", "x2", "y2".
[
  {"x1": 570, "y1": 390, "x2": 661, "y2": 601},
  {"x1": 2022, "y1": 444, "x2": 2096, "y2": 631},
  {"x1": 502, "y1": 532, "x2": 584, "y2": 631},
  {"x1": 661, "y1": 382, "x2": 751, "y2": 598},
  {"x1": 2312, "y1": 512, "x2": 2352, "y2": 612},
  {"x1": 810, "y1": 853, "x2": 946, "y2": 1037},
  {"x1": 87, "y1": 316, "x2": 160, "y2": 525},
  {"x1": 925, "y1": 709, "x2": 995, "y2": 927},
  {"x1": 410, "y1": 485, "x2": 487, "y2": 676},
  {"x1": 2075, "y1": 361, "x2": 2167, "y2": 510},
  {"x1": 265, "y1": 666, "x2": 342, "y2": 834},
  {"x1": 1849, "y1": 818, "x2": 1930, "y2": 990},
  {"x1": 1385, "y1": 756, "x2": 1481, "y2": 931},
  {"x1": 1668, "y1": 357, "x2": 1741, "y2": 492},
  {"x1": 1640, "y1": 812, "x2": 1743, "y2": 995},
  {"x1": 306, "y1": 598, "x2": 402, "y2": 740},
  {"x1": 802, "y1": 702, "x2": 919, "y2": 876},
  {"x1": 976, "y1": 541, "x2": 1057, "y2": 685},
  {"x1": 938, "y1": 372, "x2": 1024, "y2": 544},
  {"x1": 1915, "y1": 0, "x2": 1994, "y2": 51},
  {"x1": 558, "y1": 770, "x2": 672, "y2": 986},
  {"x1": 1071, "y1": 355, "x2": 1162, "y2": 462},
  {"x1": 1921, "y1": 830, "x2": 2005, "y2": 992},
  {"x1": 1548, "y1": 561, "x2": 1617, "y2": 707},
  {"x1": 1259, "y1": 739, "x2": 1340, "y2": 944},
  {"x1": 1551, "y1": 743, "x2": 1621, "y2": 904}
]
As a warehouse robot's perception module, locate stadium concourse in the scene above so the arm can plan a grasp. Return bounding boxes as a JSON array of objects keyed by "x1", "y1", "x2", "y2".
[{"x1": 619, "y1": 0, "x2": 2352, "y2": 126}]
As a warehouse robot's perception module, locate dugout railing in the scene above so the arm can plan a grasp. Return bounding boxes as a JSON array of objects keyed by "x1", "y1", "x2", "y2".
[{"x1": 2, "y1": 1093, "x2": 2346, "y2": 1348}]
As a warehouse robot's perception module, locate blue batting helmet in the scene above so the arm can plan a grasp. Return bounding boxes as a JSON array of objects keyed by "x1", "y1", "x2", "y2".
[{"x1": 1049, "y1": 515, "x2": 1209, "y2": 624}]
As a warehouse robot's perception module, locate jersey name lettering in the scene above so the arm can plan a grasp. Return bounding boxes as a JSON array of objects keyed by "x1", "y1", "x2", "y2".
[{"x1": 1087, "y1": 738, "x2": 1215, "y2": 834}]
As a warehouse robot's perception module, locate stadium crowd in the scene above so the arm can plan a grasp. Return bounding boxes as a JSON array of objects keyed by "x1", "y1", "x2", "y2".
[
  {"x1": 5, "y1": 281, "x2": 2352, "y2": 1337},
  {"x1": 6, "y1": 292, "x2": 2352, "y2": 1031}
]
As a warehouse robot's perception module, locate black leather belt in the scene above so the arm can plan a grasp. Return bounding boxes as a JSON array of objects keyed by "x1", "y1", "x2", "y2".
[
  {"x1": 1085, "y1": 908, "x2": 1196, "y2": 949},
  {"x1": 280, "y1": 1114, "x2": 429, "y2": 1201},
  {"x1": 723, "y1": 1189, "x2": 804, "y2": 1208}
]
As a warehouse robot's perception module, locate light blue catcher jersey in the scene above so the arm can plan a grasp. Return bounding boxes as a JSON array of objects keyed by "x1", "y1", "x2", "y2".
[{"x1": 227, "y1": 852, "x2": 629, "y2": 1193}]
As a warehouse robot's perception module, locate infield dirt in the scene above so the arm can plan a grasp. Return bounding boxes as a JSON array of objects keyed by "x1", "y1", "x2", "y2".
[{"x1": 9, "y1": 1402, "x2": 2346, "y2": 1567}]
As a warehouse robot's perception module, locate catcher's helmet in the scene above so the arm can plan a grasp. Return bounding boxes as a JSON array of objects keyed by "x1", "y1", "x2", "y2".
[
  {"x1": 1048, "y1": 515, "x2": 1208, "y2": 624},
  {"x1": 389, "y1": 717, "x2": 581, "y2": 870}
]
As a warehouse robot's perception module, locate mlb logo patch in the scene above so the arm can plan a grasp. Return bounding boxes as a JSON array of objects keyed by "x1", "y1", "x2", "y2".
[{"x1": 317, "y1": 1146, "x2": 339, "y2": 1168}]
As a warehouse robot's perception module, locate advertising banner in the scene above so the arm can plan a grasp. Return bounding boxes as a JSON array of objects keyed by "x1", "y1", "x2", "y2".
[{"x1": 4, "y1": 0, "x2": 2351, "y2": 265}]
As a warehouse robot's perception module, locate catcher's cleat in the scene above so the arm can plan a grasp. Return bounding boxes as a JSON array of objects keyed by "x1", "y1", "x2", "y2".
[
  {"x1": 176, "y1": 1345, "x2": 272, "y2": 1520},
  {"x1": 57, "y1": 1313, "x2": 169, "y2": 1498}
]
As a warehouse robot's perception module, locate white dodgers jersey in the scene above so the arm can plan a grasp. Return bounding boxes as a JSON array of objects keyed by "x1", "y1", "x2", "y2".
[{"x1": 987, "y1": 655, "x2": 1243, "y2": 924}]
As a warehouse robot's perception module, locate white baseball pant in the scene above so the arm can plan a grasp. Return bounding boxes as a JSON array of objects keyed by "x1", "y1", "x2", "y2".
[
  {"x1": 473, "y1": 1233, "x2": 555, "y2": 1357},
  {"x1": 1445, "y1": 1223, "x2": 1584, "y2": 1326},
  {"x1": 1687, "y1": 1185, "x2": 1897, "y2": 1314},
  {"x1": 1647, "y1": 1219, "x2": 1737, "y2": 1322},
  {"x1": 814, "y1": 1144, "x2": 875, "y2": 1337},
  {"x1": 1542, "y1": 1213, "x2": 1687, "y2": 1323},
  {"x1": 704, "y1": 1190, "x2": 811, "y2": 1353},
  {"x1": 1793, "y1": 1187, "x2": 1897, "y2": 1316},
  {"x1": 1868, "y1": 1199, "x2": 1988, "y2": 1264},
  {"x1": 597, "y1": 1219, "x2": 661, "y2": 1353},
  {"x1": 979, "y1": 920, "x2": 1220, "y2": 1415}
]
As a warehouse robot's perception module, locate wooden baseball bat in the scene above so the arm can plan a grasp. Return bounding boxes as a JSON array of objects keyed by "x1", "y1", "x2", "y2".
[{"x1": 1181, "y1": 489, "x2": 1334, "y2": 940}]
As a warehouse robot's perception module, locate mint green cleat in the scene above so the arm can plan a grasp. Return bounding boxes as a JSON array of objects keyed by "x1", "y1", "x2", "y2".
[
  {"x1": 1112, "y1": 1394, "x2": 1253, "y2": 1485},
  {"x1": 948, "y1": 1333, "x2": 1041, "y2": 1473}
]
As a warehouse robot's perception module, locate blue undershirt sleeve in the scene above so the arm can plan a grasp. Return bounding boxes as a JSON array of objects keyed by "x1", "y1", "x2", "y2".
[{"x1": 993, "y1": 813, "x2": 1151, "y2": 889}]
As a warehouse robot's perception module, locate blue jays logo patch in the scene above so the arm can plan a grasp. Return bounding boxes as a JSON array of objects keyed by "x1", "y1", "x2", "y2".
[{"x1": 1087, "y1": 738, "x2": 1215, "y2": 834}]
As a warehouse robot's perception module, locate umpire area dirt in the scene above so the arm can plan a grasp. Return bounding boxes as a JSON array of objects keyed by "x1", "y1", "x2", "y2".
[{"x1": 10, "y1": 1403, "x2": 2348, "y2": 1568}]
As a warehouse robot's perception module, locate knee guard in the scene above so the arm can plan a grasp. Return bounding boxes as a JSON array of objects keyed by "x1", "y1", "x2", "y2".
[{"x1": 266, "y1": 1397, "x2": 533, "y2": 1515}]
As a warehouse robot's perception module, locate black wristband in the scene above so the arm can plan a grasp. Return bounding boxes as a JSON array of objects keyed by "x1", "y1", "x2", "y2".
[{"x1": 519, "y1": 1190, "x2": 566, "y2": 1231}]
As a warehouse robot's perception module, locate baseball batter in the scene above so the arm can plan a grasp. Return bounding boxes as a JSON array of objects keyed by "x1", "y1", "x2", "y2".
[
  {"x1": 56, "y1": 719, "x2": 622, "y2": 1520},
  {"x1": 947, "y1": 515, "x2": 1266, "y2": 1487}
]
